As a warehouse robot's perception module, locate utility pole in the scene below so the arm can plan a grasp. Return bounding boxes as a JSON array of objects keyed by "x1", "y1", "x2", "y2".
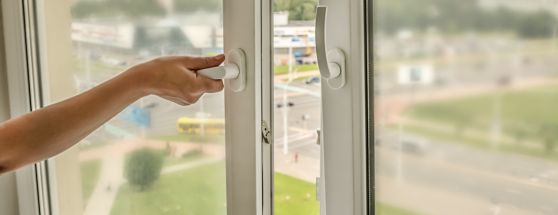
[
  {"x1": 491, "y1": 92, "x2": 501, "y2": 150},
  {"x1": 283, "y1": 46, "x2": 294, "y2": 155}
]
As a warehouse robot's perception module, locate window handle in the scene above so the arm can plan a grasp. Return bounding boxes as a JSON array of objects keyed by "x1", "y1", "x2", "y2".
[
  {"x1": 197, "y1": 48, "x2": 247, "y2": 92},
  {"x1": 316, "y1": 6, "x2": 346, "y2": 89},
  {"x1": 198, "y1": 64, "x2": 239, "y2": 79}
]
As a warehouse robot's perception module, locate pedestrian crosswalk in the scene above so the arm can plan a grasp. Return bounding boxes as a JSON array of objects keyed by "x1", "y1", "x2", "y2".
[{"x1": 274, "y1": 132, "x2": 320, "y2": 159}]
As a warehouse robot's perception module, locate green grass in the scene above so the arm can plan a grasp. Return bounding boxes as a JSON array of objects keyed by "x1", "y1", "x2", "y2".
[
  {"x1": 80, "y1": 159, "x2": 102, "y2": 208},
  {"x1": 110, "y1": 162, "x2": 227, "y2": 215},
  {"x1": 274, "y1": 173, "x2": 319, "y2": 215},
  {"x1": 409, "y1": 84, "x2": 558, "y2": 145},
  {"x1": 162, "y1": 153, "x2": 208, "y2": 168},
  {"x1": 79, "y1": 141, "x2": 112, "y2": 152},
  {"x1": 392, "y1": 123, "x2": 558, "y2": 161},
  {"x1": 148, "y1": 134, "x2": 225, "y2": 144},
  {"x1": 375, "y1": 202, "x2": 427, "y2": 215},
  {"x1": 274, "y1": 64, "x2": 319, "y2": 75},
  {"x1": 108, "y1": 161, "x2": 422, "y2": 215}
]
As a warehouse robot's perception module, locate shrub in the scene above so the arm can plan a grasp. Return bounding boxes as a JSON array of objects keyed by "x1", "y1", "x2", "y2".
[{"x1": 124, "y1": 148, "x2": 164, "y2": 191}]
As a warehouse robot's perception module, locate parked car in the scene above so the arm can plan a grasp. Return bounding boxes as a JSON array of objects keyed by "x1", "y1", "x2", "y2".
[
  {"x1": 400, "y1": 137, "x2": 429, "y2": 155},
  {"x1": 305, "y1": 76, "x2": 320, "y2": 84},
  {"x1": 276, "y1": 102, "x2": 294, "y2": 108}
]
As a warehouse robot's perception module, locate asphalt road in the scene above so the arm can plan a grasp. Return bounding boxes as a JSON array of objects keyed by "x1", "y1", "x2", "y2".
[{"x1": 376, "y1": 129, "x2": 558, "y2": 214}]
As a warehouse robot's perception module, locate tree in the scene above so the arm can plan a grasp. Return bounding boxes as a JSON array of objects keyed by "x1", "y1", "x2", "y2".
[
  {"x1": 124, "y1": 148, "x2": 164, "y2": 191},
  {"x1": 274, "y1": 0, "x2": 318, "y2": 21},
  {"x1": 517, "y1": 10, "x2": 557, "y2": 39},
  {"x1": 174, "y1": 0, "x2": 222, "y2": 13},
  {"x1": 71, "y1": 0, "x2": 166, "y2": 19}
]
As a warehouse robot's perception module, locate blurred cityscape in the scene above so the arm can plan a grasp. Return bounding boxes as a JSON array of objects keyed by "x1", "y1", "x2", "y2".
[
  {"x1": 65, "y1": 0, "x2": 323, "y2": 215},
  {"x1": 57, "y1": 0, "x2": 558, "y2": 214},
  {"x1": 375, "y1": 0, "x2": 558, "y2": 214}
]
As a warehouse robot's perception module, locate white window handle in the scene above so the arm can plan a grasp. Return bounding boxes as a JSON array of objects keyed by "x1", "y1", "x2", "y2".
[
  {"x1": 198, "y1": 64, "x2": 239, "y2": 79},
  {"x1": 197, "y1": 48, "x2": 247, "y2": 92},
  {"x1": 316, "y1": 6, "x2": 346, "y2": 89}
]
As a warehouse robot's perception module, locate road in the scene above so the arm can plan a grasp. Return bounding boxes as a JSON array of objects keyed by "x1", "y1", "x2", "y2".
[{"x1": 376, "y1": 127, "x2": 558, "y2": 214}]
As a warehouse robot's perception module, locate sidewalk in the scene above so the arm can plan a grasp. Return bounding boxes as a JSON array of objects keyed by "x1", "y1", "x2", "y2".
[
  {"x1": 83, "y1": 155, "x2": 124, "y2": 215},
  {"x1": 274, "y1": 149, "x2": 320, "y2": 183}
]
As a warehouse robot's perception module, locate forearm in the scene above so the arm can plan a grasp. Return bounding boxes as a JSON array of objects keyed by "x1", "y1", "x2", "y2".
[
  {"x1": 0, "y1": 54, "x2": 225, "y2": 175},
  {"x1": 0, "y1": 70, "x2": 146, "y2": 173}
]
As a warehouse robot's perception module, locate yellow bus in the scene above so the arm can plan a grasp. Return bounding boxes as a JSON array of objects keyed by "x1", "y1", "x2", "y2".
[{"x1": 177, "y1": 117, "x2": 225, "y2": 135}]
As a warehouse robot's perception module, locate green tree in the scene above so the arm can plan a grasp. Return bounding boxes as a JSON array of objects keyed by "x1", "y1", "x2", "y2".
[
  {"x1": 71, "y1": 0, "x2": 166, "y2": 19},
  {"x1": 274, "y1": 0, "x2": 318, "y2": 21},
  {"x1": 174, "y1": 0, "x2": 222, "y2": 13},
  {"x1": 517, "y1": 10, "x2": 557, "y2": 39},
  {"x1": 124, "y1": 148, "x2": 164, "y2": 191}
]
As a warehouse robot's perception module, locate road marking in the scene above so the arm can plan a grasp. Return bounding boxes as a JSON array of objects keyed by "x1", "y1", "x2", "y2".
[
  {"x1": 275, "y1": 133, "x2": 306, "y2": 143},
  {"x1": 290, "y1": 139, "x2": 319, "y2": 150},
  {"x1": 274, "y1": 84, "x2": 321, "y2": 97},
  {"x1": 274, "y1": 134, "x2": 314, "y2": 146}
]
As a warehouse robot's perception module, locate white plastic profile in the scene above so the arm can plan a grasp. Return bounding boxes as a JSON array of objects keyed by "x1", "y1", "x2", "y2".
[
  {"x1": 197, "y1": 48, "x2": 247, "y2": 92},
  {"x1": 316, "y1": 6, "x2": 346, "y2": 89}
]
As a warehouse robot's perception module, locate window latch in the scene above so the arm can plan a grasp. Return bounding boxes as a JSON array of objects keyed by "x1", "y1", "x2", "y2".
[
  {"x1": 316, "y1": 129, "x2": 321, "y2": 145},
  {"x1": 262, "y1": 120, "x2": 272, "y2": 144}
]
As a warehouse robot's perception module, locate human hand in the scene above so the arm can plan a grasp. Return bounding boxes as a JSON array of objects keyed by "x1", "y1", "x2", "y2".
[{"x1": 128, "y1": 54, "x2": 226, "y2": 105}]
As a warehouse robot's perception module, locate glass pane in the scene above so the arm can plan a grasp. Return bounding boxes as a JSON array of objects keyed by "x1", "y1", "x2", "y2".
[
  {"x1": 49, "y1": 1, "x2": 226, "y2": 214},
  {"x1": 273, "y1": 1, "x2": 320, "y2": 214},
  {"x1": 375, "y1": 1, "x2": 558, "y2": 215}
]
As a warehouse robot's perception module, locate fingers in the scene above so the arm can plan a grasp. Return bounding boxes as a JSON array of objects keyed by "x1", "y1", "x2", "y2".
[
  {"x1": 196, "y1": 74, "x2": 225, "y2": 93},
  {"x1": 183, "y1": 54, "x2": 226, "y2": 70}
]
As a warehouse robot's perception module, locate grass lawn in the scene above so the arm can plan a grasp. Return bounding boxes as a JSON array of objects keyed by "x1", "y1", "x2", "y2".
[
  {"x1": 395, "y1": 124, "x2": 558, "y2": 161},
  {"x1": 110, "y1": 162, "x2": 227, "y2": 215},
  {"x1": 108, "y1": 161, "x2": 422, "y2": 215},
  {"x1": 375, "y1": 202, "x2": 427, "y2": 215},
  {"x1": 79, "y1": 141, "x2": 112, "y2": 152},
  {"x1": 410, "y1": 84, "x2": 558, "y2": 145},
  {"x1": 274, "y1": 64, "x2": 319, "y2": 75},
  {"x1": 80, "y1": 159, "x2": 102, "y2": 208},
  {"x1": 149, "y1": 134, "x2": 225, "y2": 144},
  {"x1": 274, "y1": 173, "x2": 319, "y2": 215},
  {"x1": 394, "y1": 83, "x2": 558, "y2": 160}
]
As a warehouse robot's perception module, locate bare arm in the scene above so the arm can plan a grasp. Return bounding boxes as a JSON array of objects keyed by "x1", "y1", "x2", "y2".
[{"x1": 0, "y1": 55, "x2": 225, "y2": 175}]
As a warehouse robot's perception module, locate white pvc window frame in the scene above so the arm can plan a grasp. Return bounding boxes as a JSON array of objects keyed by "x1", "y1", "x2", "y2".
[
  {"x1": 2, "y1": 0, "x2": 57, "y2": 215},
  {"x1": 317, "y1": 0, "x2": 369, "y2": 214},
  {"x1": 2, "y1": 0, "x2": 370, "y2": 214}
]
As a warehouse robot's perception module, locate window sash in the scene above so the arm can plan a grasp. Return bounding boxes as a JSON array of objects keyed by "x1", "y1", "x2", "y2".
[{"x1": 3, "y1": 0, "x2": 371, "y2": 214}]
